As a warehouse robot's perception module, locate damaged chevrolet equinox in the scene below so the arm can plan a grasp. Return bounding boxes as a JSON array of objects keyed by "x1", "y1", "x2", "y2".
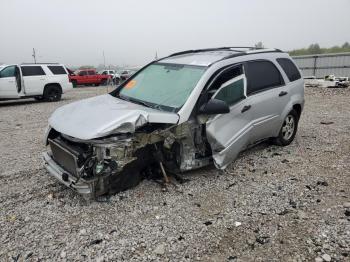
[{"x1": 43, "y1": 47, "x2": 304, "y2": 199}]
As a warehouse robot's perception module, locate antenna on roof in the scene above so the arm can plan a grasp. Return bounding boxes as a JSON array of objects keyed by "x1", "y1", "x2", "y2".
[{"x1": 155, "y1": 51, "x2": 158, "y2": 60}]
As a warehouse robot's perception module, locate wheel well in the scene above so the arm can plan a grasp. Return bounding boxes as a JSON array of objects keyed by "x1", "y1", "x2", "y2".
[
  {"x1": 44, "y1": 83, "x2": 62, "y2": 93},
  {"x1": 293, "y1": 104, "x2": 302, "y2": 118}
]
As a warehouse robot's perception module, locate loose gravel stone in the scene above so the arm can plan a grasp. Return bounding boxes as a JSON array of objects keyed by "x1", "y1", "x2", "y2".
[
  {"x1": 0, "y1": 86, "x2": 349, "y2": 261},
  {"x1": 322, "y1": 253, "x2": 331, "y2": 261},
  {"x1": 153, "y1": 243, "x2": 165, "y2": 255},
  {"x1": 343, "y1": 202, "x2": 350, "y2": 208}
]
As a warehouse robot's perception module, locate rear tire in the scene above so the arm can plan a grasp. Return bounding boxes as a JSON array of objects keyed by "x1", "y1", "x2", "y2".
[
  {"x1": 43, "y1": 85, "x2": 62, "y2": 102},
  {"x1": 273, "y1": 109, "x2": 299, "y2": 146},
  {"x1": 101, "y1": 79, "x2": 107, "y2": 86},
  {"x1": 114, "y1": 77, "x2": 120, "y2": 85}
]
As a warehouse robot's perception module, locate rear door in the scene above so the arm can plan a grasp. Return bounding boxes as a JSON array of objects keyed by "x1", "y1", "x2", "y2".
[
  {"x1": 0, "y1": 65, "x2": 20, "y2": 98},
  {"x1": 244, "y1": 60, "x2": 288, "y2": 142},
  {"x1": 205, "y1": 64, "x2": 254, "y2": 169},
  {"x1": 21, "y1": 65, "x2": 47, "y2": 95}
]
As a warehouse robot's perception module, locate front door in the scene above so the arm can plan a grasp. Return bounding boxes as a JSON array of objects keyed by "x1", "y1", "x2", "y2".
[
  {"x1": 87, "y1": 70, "x2": 97, "y2": 84},
  {"x1": 0, "y1": 65, "x2": 19, "y2": 98},
  {"x1": 204, "y1": 64, "x2": 253, "y2": 169},
  {"x1": 78, "y1": 71, "x2": 89, "y2": 84}
]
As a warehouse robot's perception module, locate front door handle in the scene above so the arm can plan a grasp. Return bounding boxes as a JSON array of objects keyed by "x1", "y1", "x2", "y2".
[
  {"x1": 279, "y1": 91, "x2": 288, "y2": 97},
  {"x1": 241, "y1": 105, "x2": 251, "y2": 113}
]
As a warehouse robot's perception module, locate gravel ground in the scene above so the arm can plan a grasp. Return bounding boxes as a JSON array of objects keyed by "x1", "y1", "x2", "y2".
[{"x1": 0, "y1": 86, "x2": 349, "y2": 261}]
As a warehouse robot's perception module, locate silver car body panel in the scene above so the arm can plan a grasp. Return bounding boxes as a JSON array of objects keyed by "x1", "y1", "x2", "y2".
[{"x1": 49, "y1": 94, "x2": 179, "y2": 140}]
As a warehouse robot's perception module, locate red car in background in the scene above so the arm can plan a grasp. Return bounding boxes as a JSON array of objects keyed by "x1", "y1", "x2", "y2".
[{"x1": 69, "y1": 69, "x2": 111, "y2": 87}]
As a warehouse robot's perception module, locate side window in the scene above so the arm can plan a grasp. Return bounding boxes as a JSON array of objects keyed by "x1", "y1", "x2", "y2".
[
  {"x1": 79, "y1": 71, "x2": 87, "y2": 76},
  {"x1": 213, "y1": 77, "x2": 245, "y2": 106},
  {"x1": 102, "y1": 71, "x2": 107, "y2": 75},
  {"x1": 245, "y1": 60, "x2": 284, "y2": 95},
  {"x1": 88, "y1": 71, "x2": 95, "y2": 75},
  {"x1": 21, "y1": 66, "x2": 46, "y2": 76},
  {"x1": 208, "y1": 65, "x2": 243, "y2": 94},
  {"x1": 48, "y1": 66, "x2": 67, "y2": 75},
  {"x1": 276, "y1": 58, "x2": 301, "y2": 82},
  {"x1": 0, "y1": 66, "x2": 16, "y2": 78}
]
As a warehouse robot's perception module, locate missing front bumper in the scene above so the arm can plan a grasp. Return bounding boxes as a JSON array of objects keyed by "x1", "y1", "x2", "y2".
[{"x1": 42, "y1": 152, "x2": 95, "y2": 198}]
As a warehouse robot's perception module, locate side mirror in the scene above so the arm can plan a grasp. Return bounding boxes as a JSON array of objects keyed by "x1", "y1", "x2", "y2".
[{"x1": 199, "y1": 99, "x2": 230, "y2": 115}]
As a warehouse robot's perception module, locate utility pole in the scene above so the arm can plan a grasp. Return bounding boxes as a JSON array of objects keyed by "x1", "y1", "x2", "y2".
[
  {"x1": 103, "y1": 50, "x2": 106, "y2": 68},
  {"x1": 32, "y1": 48, "x2": 37, "y2": 63},
  {"x1": 155, "y1": 51, "x2": 158, "y2": 60}
]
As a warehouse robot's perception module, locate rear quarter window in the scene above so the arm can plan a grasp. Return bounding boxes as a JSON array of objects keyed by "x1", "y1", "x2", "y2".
[
  {"x1": 276, "y1": 58, "x2": 301, "y2": 82},
  {"x1": 48, "y1": 66, "x2": 67, "y2": 75},
  {"x1": 245, "y1": 60, "x2": 284, "y2": 95},
  {"x1": 21, "y1": 66, "x2": 46, "y2": 76}
]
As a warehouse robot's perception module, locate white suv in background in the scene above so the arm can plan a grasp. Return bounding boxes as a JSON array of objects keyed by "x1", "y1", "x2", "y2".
[
  {"x1": 99, "y1": 69, "x2": 121, "y2": 84},
  {"x1": 0, "y1": 63, "x2": 72, "y2": 102}
]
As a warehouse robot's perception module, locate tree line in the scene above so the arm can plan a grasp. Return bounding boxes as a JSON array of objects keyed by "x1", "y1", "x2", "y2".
[{"x1": 289, "y1": 42, "x2": 350, "y2": 56}]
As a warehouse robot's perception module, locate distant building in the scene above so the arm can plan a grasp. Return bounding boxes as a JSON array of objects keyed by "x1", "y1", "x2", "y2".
[{"x1": 292, "y1": 52, "x2": 350, "y2": 78}]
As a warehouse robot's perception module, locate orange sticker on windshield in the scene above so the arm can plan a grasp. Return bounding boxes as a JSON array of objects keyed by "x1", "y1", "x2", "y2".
[{"x1": 125, "y1": 80, "x2": 136, "y2": 89}]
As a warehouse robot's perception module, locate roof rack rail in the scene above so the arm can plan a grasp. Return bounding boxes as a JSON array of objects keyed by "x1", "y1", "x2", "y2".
[
  {"x1": 20, "y1": 62, "x2": 60, "y2": 65},
  {"x1": 169, "y1": 47, "x2": 281, "y2": 57}
]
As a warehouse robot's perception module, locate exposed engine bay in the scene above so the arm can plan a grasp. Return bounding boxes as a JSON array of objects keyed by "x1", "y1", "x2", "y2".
[{"x1": 44, "y1": 120, "x2": 212, "y2": 199}]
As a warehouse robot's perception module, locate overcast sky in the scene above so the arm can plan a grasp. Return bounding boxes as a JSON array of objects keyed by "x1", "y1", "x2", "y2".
[{"x1": 0, "y1": 0, "x2": 349, "y2": 67}]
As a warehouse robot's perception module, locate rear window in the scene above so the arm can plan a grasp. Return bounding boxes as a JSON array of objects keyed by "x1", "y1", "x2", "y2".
[
  {"x1": 48, "y1": 66, "x2": 67, "y2": 75},
  {"x1": 21, "y1": 66, "x2": 46, "y2": 76},
  {"x1": 245, "y1": 60, "x2": 284, "y2": 95},
  {"x1": 277, "y1": 58, "x2": 301, "y2": 82}
]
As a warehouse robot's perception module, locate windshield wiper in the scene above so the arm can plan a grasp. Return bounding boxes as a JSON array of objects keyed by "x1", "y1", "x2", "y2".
[
  {"x1": 132, "y1": 99, "x2": 154, "y2": 108},
  {"x1": 121, "y1": 95, "x2": 154, "y2": 109}
]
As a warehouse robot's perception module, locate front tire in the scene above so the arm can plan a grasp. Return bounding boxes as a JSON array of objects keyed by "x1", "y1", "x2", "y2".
[{"x1": 273, "y1": 109, "x2": 299, "y2": 146}]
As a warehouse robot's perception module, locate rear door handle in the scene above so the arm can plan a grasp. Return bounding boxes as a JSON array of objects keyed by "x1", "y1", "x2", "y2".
[
  {"x1": 279, "y1": 91, "x2": 288, "y2": 97},
  {"x1": 241, "y1": 105, "x2": 251, "y2": 113}
]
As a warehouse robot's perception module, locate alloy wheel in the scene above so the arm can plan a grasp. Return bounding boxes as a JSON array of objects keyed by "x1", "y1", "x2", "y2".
[{"x1": 281, "y1": 115, "x2": 295, "y2": 140}]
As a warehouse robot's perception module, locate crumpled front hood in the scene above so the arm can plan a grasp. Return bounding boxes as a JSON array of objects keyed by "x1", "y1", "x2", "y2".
[{"x1": 49, "y1": 94, "x2": 179, "y2": 140}]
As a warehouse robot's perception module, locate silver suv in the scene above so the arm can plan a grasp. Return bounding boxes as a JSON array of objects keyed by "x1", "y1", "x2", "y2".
[{"x1": 43, "y1": 47, "x2": 304, "y2": 199}]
